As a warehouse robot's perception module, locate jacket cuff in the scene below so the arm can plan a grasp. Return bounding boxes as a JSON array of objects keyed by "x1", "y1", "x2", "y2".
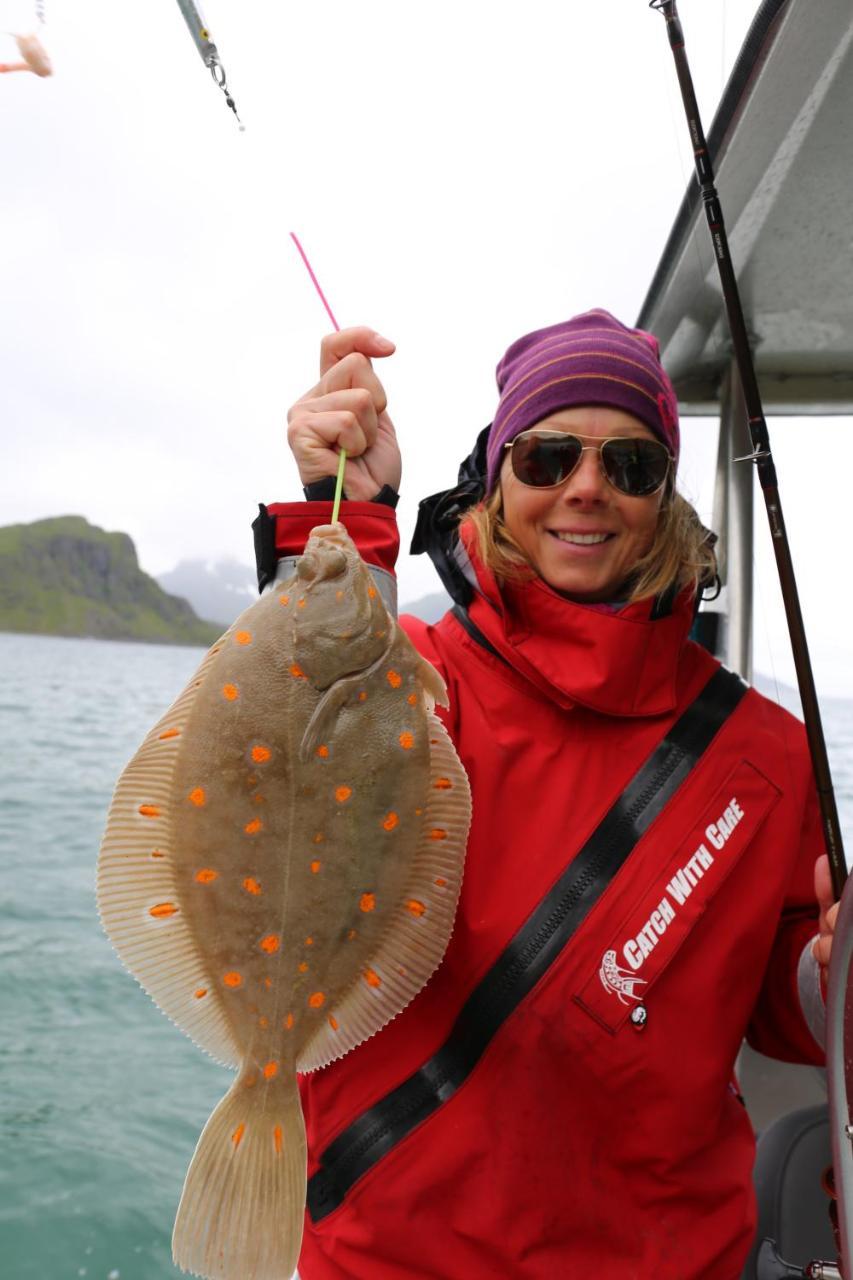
[
  {"x1": 252, "y1": 501, "x2": 400, "y2": 591},
  {"x1": 797, "y1": 936, "x2": 826, "y2": 1051}
]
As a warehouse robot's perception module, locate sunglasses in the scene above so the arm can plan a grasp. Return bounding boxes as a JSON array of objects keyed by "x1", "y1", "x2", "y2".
[{"x1": 505, "y1": 430, "x2": 673, "y2": 498}]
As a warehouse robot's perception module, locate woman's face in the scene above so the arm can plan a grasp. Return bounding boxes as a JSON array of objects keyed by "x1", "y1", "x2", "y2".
[{"x1": 499, "y1": 406, "x2": 666, "y2": 601}]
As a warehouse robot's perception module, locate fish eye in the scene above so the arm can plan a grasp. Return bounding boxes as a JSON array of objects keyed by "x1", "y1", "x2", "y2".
[
  {"x1": 296, "y1": 552, "x2": 319, "y2": 581},
  {"x1": 321, "y1": 548, "x2": 348, "y2": 579}
]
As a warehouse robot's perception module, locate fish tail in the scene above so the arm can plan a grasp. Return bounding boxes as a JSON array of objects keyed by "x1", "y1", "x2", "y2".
[{"x1": 172, "y1": 1071, "x2": 306, "y2": 1280}]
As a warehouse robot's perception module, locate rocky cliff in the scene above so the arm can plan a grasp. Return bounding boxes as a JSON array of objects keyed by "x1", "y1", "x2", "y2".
[{"x1": 0, "y1": 516, "x2": 221, "y2": 646}]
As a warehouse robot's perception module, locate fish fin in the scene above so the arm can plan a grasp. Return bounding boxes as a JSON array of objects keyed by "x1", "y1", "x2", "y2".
[
  {"x1": 297, "y1": 712, "x2": 471, "y2": 1071},
  {"x1": 416, "y1": 656, "x2": 449, "y2": 711},
  {"x1": 97, "y1": 624, "x2": 243, "y2": 1069},
  {"x1": 299, "y1": 626, "x2": 397, "y2": 761},
  {"x1": 299, "y1": 675, "x2": 358, "y2": 762},
  {"x1": 172, "y1": 1070, "x2": 306, "y2": 1280}
]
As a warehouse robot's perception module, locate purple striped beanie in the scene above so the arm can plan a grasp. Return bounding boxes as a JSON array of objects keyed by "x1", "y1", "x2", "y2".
[{"x1": 485, "y1": 309, "x2": 680, "y2": 492}]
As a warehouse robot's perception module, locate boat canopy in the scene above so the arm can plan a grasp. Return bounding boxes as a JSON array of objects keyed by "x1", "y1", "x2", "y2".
[{"x1": 637, "y1": 0, "x2": 853, "y2": 416}]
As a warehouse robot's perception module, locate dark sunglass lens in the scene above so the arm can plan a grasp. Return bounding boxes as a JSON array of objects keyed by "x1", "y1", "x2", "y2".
[
  {"x1": 602, "y1": 439, "x2": 669, "y2": 495},
  {"x1": 512, "y1": 435, "x2": 583, "y2": 487}
]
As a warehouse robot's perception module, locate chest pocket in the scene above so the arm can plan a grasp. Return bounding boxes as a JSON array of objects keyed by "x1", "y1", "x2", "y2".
[{"x1": 575, "y1": 758, "x2": 781, "y2": 1033}]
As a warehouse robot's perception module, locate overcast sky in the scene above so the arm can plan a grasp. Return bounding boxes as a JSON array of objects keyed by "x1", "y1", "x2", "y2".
[{"x1": 2, "y1": 0, "x2": 850, "y2": 699}]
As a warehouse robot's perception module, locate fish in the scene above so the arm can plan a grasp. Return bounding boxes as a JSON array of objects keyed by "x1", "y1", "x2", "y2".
[{"x1": 97, "y1": 522, "x2": 471, "y2": 1280}]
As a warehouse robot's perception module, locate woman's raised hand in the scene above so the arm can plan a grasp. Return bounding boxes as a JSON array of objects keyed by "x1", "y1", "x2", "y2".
[{"x1": 287, "y1": 327, "x2": 402, "y2": 502}]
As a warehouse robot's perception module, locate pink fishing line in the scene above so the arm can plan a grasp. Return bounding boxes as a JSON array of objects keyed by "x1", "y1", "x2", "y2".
[{"x1": 289, "y1": 232, "x2": 340, "y2": 332}]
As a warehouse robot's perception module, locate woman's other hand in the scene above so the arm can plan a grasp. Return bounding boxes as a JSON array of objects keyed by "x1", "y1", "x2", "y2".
[
  {"x1": 287, "y1": 327, "x2": 401, "y2": 502},
  {"x1": 812, "y1": 853, "x2": 839, "y2": 971}
]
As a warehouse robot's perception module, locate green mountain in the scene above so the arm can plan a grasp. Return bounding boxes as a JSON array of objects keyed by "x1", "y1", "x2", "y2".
[{"x1": 0, "y1": 516, "x2": 221, "y2": 646}]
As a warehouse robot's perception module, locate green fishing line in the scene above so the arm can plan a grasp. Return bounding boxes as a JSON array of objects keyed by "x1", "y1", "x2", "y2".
[{"x1": 331, "y1": 449, "x2": 347, "y2": 525}]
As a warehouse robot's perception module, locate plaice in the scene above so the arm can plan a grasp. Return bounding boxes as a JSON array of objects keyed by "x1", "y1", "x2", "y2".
[{"x1": 97, "y1": 523, "x2": 471, "y2": 1280}]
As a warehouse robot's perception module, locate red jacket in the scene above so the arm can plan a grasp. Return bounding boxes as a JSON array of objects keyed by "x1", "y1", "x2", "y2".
[{"x1": 268, "y1": 500, "x2": 823, "y2": 1280}]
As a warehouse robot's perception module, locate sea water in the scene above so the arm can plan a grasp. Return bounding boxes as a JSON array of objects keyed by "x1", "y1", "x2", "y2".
[{"x1": 1, "y1": 632, "x2": 851, "y2": 1280}]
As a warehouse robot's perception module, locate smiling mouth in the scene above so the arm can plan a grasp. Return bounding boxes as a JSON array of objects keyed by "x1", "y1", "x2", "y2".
[{"x1": 549, "y1": 531, "x2": 614, "y2": 545}]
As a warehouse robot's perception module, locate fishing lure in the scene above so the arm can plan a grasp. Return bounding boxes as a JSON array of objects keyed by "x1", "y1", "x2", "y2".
[{"x1": 174, "y1": 0, "x2": 243, "y2": 128}]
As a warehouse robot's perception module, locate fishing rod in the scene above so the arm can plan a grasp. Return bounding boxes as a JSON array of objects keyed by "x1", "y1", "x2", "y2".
[{"x1": 649, "y1": 0, "x2": 847, "y2": 902}]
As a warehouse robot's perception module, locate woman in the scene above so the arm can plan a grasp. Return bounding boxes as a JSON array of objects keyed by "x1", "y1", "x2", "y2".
[{"x1": 265, "y1": 310, "x2": 837, "y2": 1279}]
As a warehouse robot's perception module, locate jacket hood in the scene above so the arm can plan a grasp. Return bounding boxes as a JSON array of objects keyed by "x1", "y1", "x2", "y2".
[
  {"x1": 456, "y1": 521, "x2": 694, "y2": 717},
  {"x1": 411, "y1": 425, "x2": 696, "y2": 717}
]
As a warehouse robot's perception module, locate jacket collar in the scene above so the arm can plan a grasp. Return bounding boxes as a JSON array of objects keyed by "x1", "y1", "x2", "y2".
[{"x1": 457, "y1": 523, "x2": 694, "y2": 717}]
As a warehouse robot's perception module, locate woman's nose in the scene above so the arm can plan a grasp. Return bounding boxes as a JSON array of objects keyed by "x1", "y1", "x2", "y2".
[{"x1": 559, "y1": 446, "x2": 608, "y2": 501}]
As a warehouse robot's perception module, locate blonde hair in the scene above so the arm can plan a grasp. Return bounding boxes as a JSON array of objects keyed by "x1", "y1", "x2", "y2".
[{"x1": 463, "y1": 482, "x2": 717, "y2": 605}]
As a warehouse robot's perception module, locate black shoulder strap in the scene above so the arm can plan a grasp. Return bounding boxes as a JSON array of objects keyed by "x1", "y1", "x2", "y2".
[{"x1": 307, "y1": 665, "x2": 748, "y2": 1221}]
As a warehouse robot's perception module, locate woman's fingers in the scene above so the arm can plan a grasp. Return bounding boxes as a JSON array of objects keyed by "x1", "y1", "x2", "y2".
[
  {"x1": 812, "y1": 853, "x2": 840, "y2": 969},
  {"x1": 287, "y1": 411, "x2": 371, "y2": 480},
  {"x1": 286, "y1": 327, "x2": 402, "y2": 494},
  {"x1": 319, "y1": 327, "x2": 395, "y2": 377}
]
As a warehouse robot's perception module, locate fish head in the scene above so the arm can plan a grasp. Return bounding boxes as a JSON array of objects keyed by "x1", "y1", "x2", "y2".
[{"x1": 292, "y1": 524, "x2": 390, "y2": 687}]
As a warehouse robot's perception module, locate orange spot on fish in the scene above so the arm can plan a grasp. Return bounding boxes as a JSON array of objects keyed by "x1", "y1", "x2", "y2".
[
  {"x1": 223, "y1": 972, "x2": 242, "y2": 988},
  {"x1": 430, "y1": 829, "x2": 448, "y2": 841},
  {"x1": 259, "y1": 1016, "x2": 269, "y2": 1029},
  {"x1": 347, "y1": 929, "x2": 357, "y2": 940},
  {"x1": 363, "y1": 968, "x2": 382, "y2": 988},
  {"x1": 305, "y1": 937, "x2": 314, "y2": 946},
  {"x1": 151, "y1": 850, "x2": 166, "y2": 859},
  {"x1": 138, "y1": 804, "x2": 160, "y2": 818},
  {"x1": 284, "y1": 1013, "x2": 294, "y2": 1030},
  {"x1": 298, "y1": 961, "x2": 309, "y2": 973},
  {"x1": 329, "y1": 1015, "x2": 339, "y2": 1030},
  {"x1": 195, "y1": 868, "x2": 218, "y2": 884},
  {"x1": 232, "y1": 1123, "x2": 245, "y2": 1147},
  {"x1": 251, "y1": 745, "x2": 271, "y2": 764},
  {"x1": 222, "y1": 683, "x2": 239, "y2": 701},
  {"x1": 434, "y1": 777, "x2": 453, "y2": 789},
  {"x1": 399, "y1": 732, "x2": 414, "y2": 750},
  {"x1": 407, "y1": 693, "x2": 418, "y2": 706},
  {"x1": 273, "y1": 1125, "x2": 283, "y2": 1154},
  {"x1": 279, "y1": 595, "x2": 290, "y2": 606},
  {"x1": 406, "y1": 899, "x2": 426, "y2": 917},
  {"x1": 259, "y1": 934, "x2": 280, "y2": 954},
  {"x1": 194, "y1": 988, "x2": 207, "y2": 999},
  {"x1": 335, "y1": 786, "x2": 352, "y2": 803},
  {"x1": 263, "y1": 1061, "x2": 278, "y2": 1080},
  {"x1": 235, "y1": 631, "x2": 252, "y2": 646},
  {"x1": 253, "y1": 793, "x2": 265, "y2": 805},
  {"x1": 246, "y1": 774, "x2": 258, "y2": 787},
  {"x1": 244, "y1": 1074, "x2": 257, "y2": 1088},
  {"x1": 308, "y1": 992, "x2": 325, "y2": 1008},
  {"x1": 290, "y1": 664, "x2": 306, "y2": 679},
  {"x1": 189, "y1": 787, "x2": 206, "y2": 807},
  {"x1": 149, "y1": 902, "x2": 177, "y2": 918},
  {"x1": 315, "y1": 744, "x2": 329, "y2": 759},
  {"x1": 264, "y1": 976, "x2": 272, "y2": 989},
  {"x1": 386, "y1": 670, "x2": 402, "y2": 689},
  {"x1": 297, "y1": 598, "x2": 306, "y2": 609},
  {"x1": 243, "y1": 877, "x2": 262, "y2": 895},
  {"x1": 434, "y1": 877, "x2": 448, "y2": 887},
  {"x1": 244, "y1": 817, "x2": 263, "y2": 835},
  {"x1": 430, "y1": 738, "x2": 439, "y2": 745},
  {"x1": 310, "y1": 860, "x2": 321, "y2": 873},
  {"x1": 159, "y1": 728, "x2": 180, "y2": 740},
  {"x1": 374, "y1": 629, "x2": 387, "y2": 639},
  {"x1": 368, "y1": 585, "x2": 377, "y2": 599},
  {"x1": 336, "y1": 589, "x2": 344, "y2": 601},
  {"x1": 415, "y1": 808, "x2": 423, "y2": 816},
  {"x1": 313, "y1": 832, "x2": 324, "y2": 844},
  {"x1": 358, "y1": 691, "x2": 367, "y2": 702},
  {"x1": 382, "y1": 812, "x2": 399, "y2": 831},
  {"x1": 360, "y1": 893, "x2": 376, "y2": 913}
]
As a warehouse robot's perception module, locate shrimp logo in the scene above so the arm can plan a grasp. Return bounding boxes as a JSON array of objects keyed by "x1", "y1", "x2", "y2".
[{"x1": 599, "y1": 949, "x2": 647, "y2": 1005}]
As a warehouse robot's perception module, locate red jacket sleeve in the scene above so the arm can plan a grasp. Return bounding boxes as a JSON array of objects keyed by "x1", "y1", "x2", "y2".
[
  {"x1": 265, "y1": 500, "x2": 399, "y2": 575},
  {"x1": 746, "y1": 773, "x2": 824, "y2": 1065}
]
